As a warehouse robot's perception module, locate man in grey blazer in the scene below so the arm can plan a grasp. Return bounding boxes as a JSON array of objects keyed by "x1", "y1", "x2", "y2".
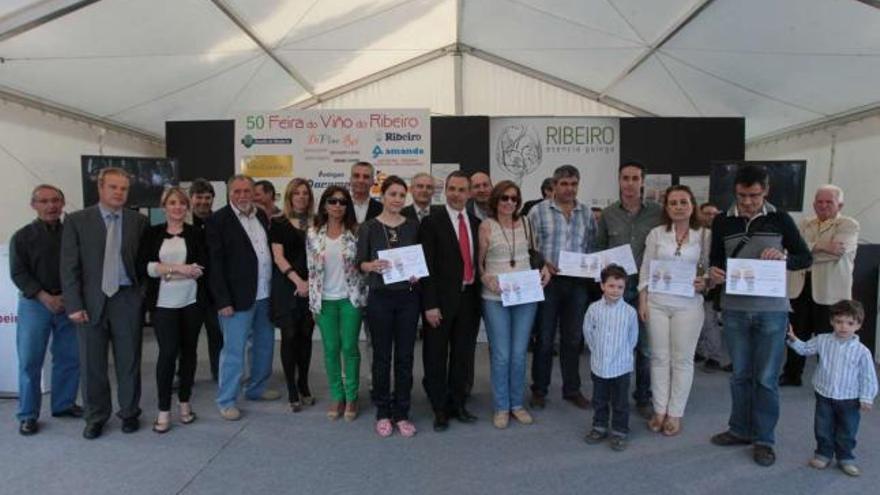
[{"x1": 61, "y1": 167, "x2": 148, "y2": 439}]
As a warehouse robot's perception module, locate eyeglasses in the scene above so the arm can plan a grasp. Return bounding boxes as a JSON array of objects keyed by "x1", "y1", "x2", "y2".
[
  {"x1": 326, "y1": 198, "x2": 348, "y2": 206},
  {"x1": 499, "y1": 195, "x2": 519, "y2": 203}
]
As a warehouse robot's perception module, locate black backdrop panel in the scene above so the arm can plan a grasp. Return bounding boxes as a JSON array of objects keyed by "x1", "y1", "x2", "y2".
[
  {"x1": 166, "y1": 120, "x2": 234, "y2": 181},
  {"x1": 620, "y1": 117, "x2": 745, "y2": 178},
  {"x1": 853, "y1": 245, "x2": 879, "y2": 357},
  {"x1": 430, "y1": 116, "x2": 489, "y2": 176}
]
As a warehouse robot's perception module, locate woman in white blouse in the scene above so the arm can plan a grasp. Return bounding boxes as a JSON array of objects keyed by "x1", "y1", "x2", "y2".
[
  {"x1": 638, "y1": 185, "x2": 709, "y2": 436},
  {"x1": 138, "y1": 187, "x2": 206, "y2": 434}
]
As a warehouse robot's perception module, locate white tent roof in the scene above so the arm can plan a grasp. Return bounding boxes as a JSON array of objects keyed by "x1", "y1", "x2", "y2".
[{"x1": 1, "y1": 0, "x2": 878, "y2": 142}]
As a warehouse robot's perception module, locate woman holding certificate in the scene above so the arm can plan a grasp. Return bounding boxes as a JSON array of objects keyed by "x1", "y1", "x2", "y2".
[
  {"x1": 306, "y1": 185, "x2": 366, "y2": 421},
  {"x1": 638, "y1": 185, "x2": 709, "y2": 436},
  {"x1": 357, "y1": 176, "x2": 422, "y2": 438},
  {"x1": 479, "y1": 180, "x2": 550, "y2": 429}
]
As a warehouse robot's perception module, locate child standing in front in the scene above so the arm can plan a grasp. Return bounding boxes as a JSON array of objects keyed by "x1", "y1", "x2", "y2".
[
  {"x1": 786, "y1": 299, "x2": 878, "y2": 477},
  {"x1": 583, "y1": 265, "x2": 639, "y2": 451}
]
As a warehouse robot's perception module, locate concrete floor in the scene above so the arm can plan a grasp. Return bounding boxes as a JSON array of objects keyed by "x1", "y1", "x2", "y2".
[{"x1": 1, "y1": 331, "x2": 877, "y2": 495}]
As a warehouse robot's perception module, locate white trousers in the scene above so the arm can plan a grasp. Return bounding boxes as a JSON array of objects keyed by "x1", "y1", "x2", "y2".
[{"x1": 646, "y1": 301, "x2": 704, "y2": 417}]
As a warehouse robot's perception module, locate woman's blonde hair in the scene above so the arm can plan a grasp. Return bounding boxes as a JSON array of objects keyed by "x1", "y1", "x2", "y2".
[
  {"x1": 160, "y1": 186, "x2": 190, "y2": 209},
  {"x1": 282, "y1": 178, "x2": 314, "y2": 221}
]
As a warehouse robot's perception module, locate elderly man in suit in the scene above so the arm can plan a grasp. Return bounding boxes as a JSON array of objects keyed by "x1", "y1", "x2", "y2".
[
  {"x1": 780, "y1": 185, "x2": 860, "y2": 386},
  {"x1": 61, "y1": 167, "x2": 148, "y2": 439},
  {"x1": 208, "y1": 175, "x2": 280, "y2": 420},
  {"x1": 402, "y1": 172, "x2": 436, "y2": 222},
  {"x1": 419, "y1": 171, "x2": 482, "y2": 431}
]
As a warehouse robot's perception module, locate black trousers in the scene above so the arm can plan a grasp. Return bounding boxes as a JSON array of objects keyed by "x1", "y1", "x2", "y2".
[
  {"x1": 77, "y1": 287, "x2": 143, "y2": 426},
  {"x1": 154, "y1": 303, "x2": 201, "y2": 411},
  {"x1": 531, "y1": 276, "x2": 589, "y2": 397},
  {"x1": 278, "y1": 299, "x2": 314, "y2": 402},
  {"x1": 200, "y1": 304, "x2": 223, "y2": 381},
  {"x1": 421, "y1": 285, "x2": 481, "y2": 413},
  {"x1": 368, "y1": 288, "x2": 420, "y2": 421},
  {"x1": 591, "y1": 372, "x2": 630, "y2": 437},
  {"x1": 783, "y1": 274, "x2": 831, "y2": 380}
]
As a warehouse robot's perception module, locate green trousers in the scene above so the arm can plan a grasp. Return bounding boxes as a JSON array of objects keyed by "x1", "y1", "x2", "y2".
[{"x1": 315, "y1": 298, "x2": 362, "y2": 402}]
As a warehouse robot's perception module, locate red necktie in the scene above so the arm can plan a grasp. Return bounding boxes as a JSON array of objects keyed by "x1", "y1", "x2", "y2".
[{"x1": 458, "y1": 213, "x2": 474, "y2": 284}]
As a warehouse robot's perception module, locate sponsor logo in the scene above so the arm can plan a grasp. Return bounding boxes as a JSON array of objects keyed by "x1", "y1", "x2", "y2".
[
  {"x1": 240, "y1": 134, "x2": 293, "y2": 149},
  {"x1": 384, "y1": 132, "x2": 421, "y2": 141},
  {"x1": 496, "y1": 124, "x2": 542, "y2": 183},
  {"x1": 372, "y1": 146, "x2": 426, "y2": 159}
]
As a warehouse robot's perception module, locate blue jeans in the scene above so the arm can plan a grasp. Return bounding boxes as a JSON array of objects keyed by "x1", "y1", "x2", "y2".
[
  {"x1": 625, "y1": 278, "x2": 651, "y2": 405},
  {"x1": 722, "y1": 310, "x2": 788, "y2": 446},
  {"x1": 16, "y1": 296, "x2": 80, "y2": 421},
  {"x1": 216, "y1": 299, "x2": 275, "y2": 409},
  {"x1": 483, "y1": 299, "x2": 537, "y2": 412},
  {"x1": 531, "y1": 276, "x2": 588, "y2": 397},
  {"x1": 814, "y1": 393, "x2": 861, "y2": 464},
  {"x1": 591, "y1": 372, "x2": 630, "y2": 437}
]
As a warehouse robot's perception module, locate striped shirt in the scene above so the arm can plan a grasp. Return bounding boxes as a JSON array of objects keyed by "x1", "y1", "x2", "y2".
[
  {"x1": 787, "y1": 334, "x2": 878, "y2": 404},
  {"x1": 583, "y1": 297, "x2": 639, "y2": 379},
  {"x1": 528, "y1": 199, "x2": 597, "y2": 267}
]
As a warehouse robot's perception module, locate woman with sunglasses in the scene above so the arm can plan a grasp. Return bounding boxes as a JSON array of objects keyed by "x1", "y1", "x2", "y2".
[
  {"x1": 638, "y1": 185, "x2": 709, "y2": 436},
  {"x1": 305, "y1": 186, "x2": 366, "y2": 421},
  {"x1": 357, "y1": 175, "x2": 423, "y2": 437},
  {"x1": 270, "y1": 178, "x2": 317, "y2": 412},
  {"x1": 479, "y1": 180, "x2": 550, "y2": 429}
]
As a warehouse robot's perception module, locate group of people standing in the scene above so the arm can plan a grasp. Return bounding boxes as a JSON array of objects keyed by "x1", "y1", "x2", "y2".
[{"x1": 11, "y1": 160, "x2": 876, "y2": 473}]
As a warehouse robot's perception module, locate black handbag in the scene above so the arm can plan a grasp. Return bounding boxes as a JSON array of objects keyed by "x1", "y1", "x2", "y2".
[{"x1": 522, "y1": 217, "x2": 545, "y2": 270}]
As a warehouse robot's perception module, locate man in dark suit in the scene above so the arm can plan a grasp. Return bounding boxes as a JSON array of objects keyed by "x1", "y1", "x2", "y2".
[
  {"x1": 465, "y1": 171, "x2": 492, "y2": 222},
  {"x1": 420, "y1": 171, "x2": 482, "y2": 431},
  {"x1": 61, "y1": 167, "x2": 148, "y2": 439},
  {"x1": 402, "y1": 172, "x2": 436, "y2": 222},
  {"x1": 350, "y1": 161, "x2": 382, "y2": 223},
  {"x1": 207, "y1": 175, "x2": 279, "y2": 421}
]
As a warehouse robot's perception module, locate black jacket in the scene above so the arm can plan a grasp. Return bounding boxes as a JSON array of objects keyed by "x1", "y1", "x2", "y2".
[
  {"x1": 206, "y1": 205, "x2": 271, "y2": 311},
  {"x1": 137, "y1": 223, "x2": 207, "y2": 311},
  {"x1": 419, "y1": 207, "x2": 482, "y2": 315}
]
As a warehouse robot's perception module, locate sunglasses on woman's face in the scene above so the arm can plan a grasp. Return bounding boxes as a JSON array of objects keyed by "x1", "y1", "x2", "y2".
[
  {"x1": 499, "y1": 194, "x2": 519, "y2": 203},
  {"x1": 326, "y1": 198, "x2": 348, "y2": 206}
]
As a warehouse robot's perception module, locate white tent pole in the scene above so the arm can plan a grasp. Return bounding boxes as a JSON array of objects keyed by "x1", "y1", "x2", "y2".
[
  {"x1": 208, "y1": 0, "x2": 315, "y2": 96},
  {"x1": 463, "y1": 44, "x2": 652, "y2": 116},
  {"x1": 599, "y1": 0, "x2": 715, "y2": 99},
  {"x1": 746, "y1": 102, "x2": 880, "y2": 147},
  {"x1": 453, "y1": 0, "x2": 463, "y2": 114},
  {"x1": 289, "y1": 44, "x2": 457, "y2": 109},
  {"x1": 0, "y1": 0, "x2": 101, "y2": 43},
  {"x1": 0, "y1": 85, "x2": 164, "y2": 144}
]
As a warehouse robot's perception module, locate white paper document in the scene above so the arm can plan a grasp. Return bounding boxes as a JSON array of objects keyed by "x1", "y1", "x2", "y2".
[
  {"x1": 377, "y1": 244, "x2": 429, "y2": 284},
  {"x1": 558, "y1": 245, "x2": 638, "y2": 279},
  {"x1": 649, "y1": 260, "x2": 697, "y2": 297},
  {"x1": 497, "y1": 270, "x2": 545, "y2": 307},
  {"x1": 725, "y1": 259, "x2": 787, "y2": 298}
]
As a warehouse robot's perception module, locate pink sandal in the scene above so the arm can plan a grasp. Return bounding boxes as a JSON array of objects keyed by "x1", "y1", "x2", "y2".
[
  {"x1": 375, "y1": 419, "x2": 393, "y2": 437},
  {"x1": 396, "y1": 419, "x2": 417, "y2": 438}
]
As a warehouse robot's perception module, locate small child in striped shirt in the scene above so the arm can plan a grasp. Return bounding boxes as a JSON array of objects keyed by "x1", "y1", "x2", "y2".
[
  {"x1": 583, "y1": 264, "x2": 639, "y2": 451},
  {"x1": 786, "y1": 299, "x2": 878, "y2": 477}
]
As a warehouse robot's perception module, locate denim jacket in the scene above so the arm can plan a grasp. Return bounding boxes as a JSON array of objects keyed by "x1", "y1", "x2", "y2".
[{"x1": 306, "y1": 225, "x2": 367, "y2": 315}]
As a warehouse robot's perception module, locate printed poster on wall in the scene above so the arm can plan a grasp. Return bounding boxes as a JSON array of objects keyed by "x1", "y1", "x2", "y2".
[
  {"x1": 489, "y1": 117, "x2": 619, "y2": 207},
  {"x1": 235, "y1": 109, "x2": 431, "y2": 199}
]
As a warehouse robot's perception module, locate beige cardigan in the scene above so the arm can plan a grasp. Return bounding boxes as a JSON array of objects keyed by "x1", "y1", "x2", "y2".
[{"x1": 787, "y1": 214, "x2": 859, "y2": 305}]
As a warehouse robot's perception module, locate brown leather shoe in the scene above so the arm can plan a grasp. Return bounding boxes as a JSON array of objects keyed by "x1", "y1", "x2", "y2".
[
  {"x1": 564, "y1": 393, "x2": 590, "y2": 410},
  {"x1": 529, "y1": 392, "x2": 546, "y2": 410}
]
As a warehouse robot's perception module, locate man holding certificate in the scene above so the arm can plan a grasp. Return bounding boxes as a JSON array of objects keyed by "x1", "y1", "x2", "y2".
[
  {"x1": 528, "y1": 165, "x2": 598, "y2": 410},
  {"x1": 708, "y1": 164, "x2": 812, "y2": 467},
  {"x1": 419, "y1": 171, "x2": 482, "y2": 432}
]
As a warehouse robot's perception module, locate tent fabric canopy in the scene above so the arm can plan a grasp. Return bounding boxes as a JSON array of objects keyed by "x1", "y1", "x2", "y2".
[{"x1": 0, "y1": 0, "x2": 877, "y2": 140}]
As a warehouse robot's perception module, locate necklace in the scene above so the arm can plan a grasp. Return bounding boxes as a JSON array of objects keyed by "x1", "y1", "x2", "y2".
[
  {"x1": 674, "y1": 225, "x2": 688, "y2": 257},
  {"x1": 499, "y1": 219, "x2": 516, "y2": 268},
  {"x1": 381, "y1": 222, "x2": 399, "y2": 247}
]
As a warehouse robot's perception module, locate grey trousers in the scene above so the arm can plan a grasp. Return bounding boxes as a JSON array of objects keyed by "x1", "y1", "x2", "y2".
[
  {"x1": 77, "y1": 287, "x2": 143, "y2": 425},
  {"x1": 696, "y1": 301, "x2": 729, "y2": 365}
]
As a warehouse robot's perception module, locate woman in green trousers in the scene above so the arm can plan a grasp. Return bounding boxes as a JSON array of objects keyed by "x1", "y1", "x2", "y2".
[{"x1": 306, "y1": 185, "x2": 367, "y2": 421}]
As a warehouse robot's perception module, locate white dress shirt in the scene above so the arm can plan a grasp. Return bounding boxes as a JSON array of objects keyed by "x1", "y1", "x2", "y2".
[{"x1": 231, "y1": 203, "x2": 272, "y2": 300}]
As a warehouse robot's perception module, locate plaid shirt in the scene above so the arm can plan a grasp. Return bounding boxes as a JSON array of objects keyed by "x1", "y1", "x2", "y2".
[{"x1": 528, "y1": 199, "x2": 597, "y2": 267}]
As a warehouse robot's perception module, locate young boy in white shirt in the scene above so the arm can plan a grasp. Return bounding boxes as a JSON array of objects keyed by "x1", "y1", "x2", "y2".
[
  {"x1": 583, "y1": 265, "x2": 639, "y2": 451},
  {"x1": 786, "y1": 299, "x2": 878, "y2": 477}
]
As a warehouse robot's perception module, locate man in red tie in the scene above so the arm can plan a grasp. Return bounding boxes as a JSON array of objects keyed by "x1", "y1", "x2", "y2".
[{"x1": 419, "y1": 171, "x2": 483, "y2": 432}]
